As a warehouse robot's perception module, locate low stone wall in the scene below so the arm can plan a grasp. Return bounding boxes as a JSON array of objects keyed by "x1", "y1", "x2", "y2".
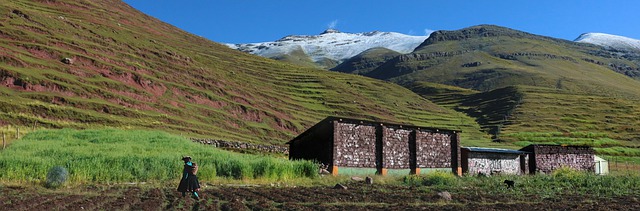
[{"x1": 191, "y1": 138, "x2": 289, "y2": 154}]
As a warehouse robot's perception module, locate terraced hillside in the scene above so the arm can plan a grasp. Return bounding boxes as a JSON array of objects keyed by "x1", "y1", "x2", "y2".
[
  {"x1": 359, "y1": 26, "x2": 640, "y2": 154},
  {"x1": 500, "y1": 86, "x2": 640, "y2": 154},
  {"x1": 0, "y1": 0, "x2": 488, "y2": 145},
  {"x1": 412, "y1": 82, "x2": 640, "y2": 155}
]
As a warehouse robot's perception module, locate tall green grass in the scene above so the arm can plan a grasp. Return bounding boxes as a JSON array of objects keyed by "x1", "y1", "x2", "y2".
[{"x1": 0, "y1": 129, "x2": 317, "y2": 183}]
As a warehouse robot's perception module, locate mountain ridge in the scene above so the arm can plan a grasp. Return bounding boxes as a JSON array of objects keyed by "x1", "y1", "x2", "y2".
[
  {"x1": 225, "y1": 30, "x2": 428, "y2": 69},
  {"x1": 575, "y1": 32, "x2": 640, "y2": 52}
]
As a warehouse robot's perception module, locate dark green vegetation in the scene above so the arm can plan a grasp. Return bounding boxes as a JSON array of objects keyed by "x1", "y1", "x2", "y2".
[
  {"x1": 0, "y1": 0, "x2": 488, "y2": 146},
  {"x1": 0, "y1": 129, "x2": 317, "y2": 183}
]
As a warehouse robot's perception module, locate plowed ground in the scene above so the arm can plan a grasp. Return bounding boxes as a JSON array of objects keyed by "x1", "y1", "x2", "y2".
[{"x1": 2, "y1": 184, "x2": 639, "y2": 210}]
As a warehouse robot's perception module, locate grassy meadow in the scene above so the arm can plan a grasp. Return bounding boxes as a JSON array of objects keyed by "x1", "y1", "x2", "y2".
[{"x1": 0, "y1": 129, "x2": 317, "y2": 184}]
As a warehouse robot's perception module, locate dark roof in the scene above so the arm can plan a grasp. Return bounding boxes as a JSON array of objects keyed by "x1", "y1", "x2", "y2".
[
  {"x1": 288, "y1": 116, "x2": 461, "y2": 144},
  {"x1": 520, "y1": 144, "x2": 594, "y2": 153},
  {"x1": 463, "y1": 147, "x2": 527, "y2": 154},
  {"x1": 326, "y1": 116, "x2": 461, "y2": 132}
]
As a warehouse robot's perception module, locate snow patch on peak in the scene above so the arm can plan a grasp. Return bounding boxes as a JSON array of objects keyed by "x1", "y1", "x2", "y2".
[
  {"x1": 575, "y1": 33, "x2": 640, "y2": 52},
  {"x1": 226, "y1": 31, "x2": 429, "y2": 64}
]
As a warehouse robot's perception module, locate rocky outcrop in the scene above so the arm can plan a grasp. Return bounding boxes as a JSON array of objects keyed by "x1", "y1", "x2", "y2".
[
  {"x1": 397, "y1": 51, "x2": 470, "y2": 62},
  {"x1": 581, "y1": 58, "x2": 640, "y2": 79},
  {"x1": 494, "y1": 52, "x2": 577, "y2": 62},
  {"x1": 415, "y1": 25, "x2": 576, "y2": 50},
  {"x1": 461, "y1": 61, "x2": 482, "y2": 67},
  {"x1": 416, "y1": 25, "x2": 537, "y2": 49}
]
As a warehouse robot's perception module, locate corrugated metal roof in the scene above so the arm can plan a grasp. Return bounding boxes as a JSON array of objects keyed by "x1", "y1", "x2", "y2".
[{"x1": 463, "y1": 147, "x2": 526, "y2": 154}]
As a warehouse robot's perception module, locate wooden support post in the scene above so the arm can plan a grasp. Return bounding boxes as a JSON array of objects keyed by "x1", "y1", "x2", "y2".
[
  {"x1": 411, "y1": 168, "x2": 421, "y2": 175},
  {"x1": 331, "y1": 166, "x2": 339, "y2": 176},
  {"x1": 16, "y1": 127, "x2": 19, "y2": 139},
  {"x1": 377, "y1": 168, "x2": 388, "y2": 176},
  {"x1": 2, "y1": 131, "x2": 5, "y2": 150}
]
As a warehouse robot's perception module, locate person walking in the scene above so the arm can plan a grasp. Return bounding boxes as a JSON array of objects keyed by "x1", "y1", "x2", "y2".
[{"x1": 177, "y1": 156, "x2": 201, "y2": 199}]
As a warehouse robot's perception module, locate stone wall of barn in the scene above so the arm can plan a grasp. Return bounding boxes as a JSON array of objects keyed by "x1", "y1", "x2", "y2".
[
  {"x1": 416, "y1": 132, "x2": 452, "y2": 168},
  {"x1": 333, "y1": 122, "x2": 377, "y2": 168},
  {"x1": 526, "y1": 145, "x2": 595, "y2": 174},
  {"x1": 382, "y1": 127, "x2": 413, "y2": 169},
  {"x1": 290, "y1": 117, "x2": 461, "y2": 175},
  {"x1": 466, "y1": 152, "x2": 523, "y2": 175},
  {"x1": 534, "y1": 153, "x2": 594, "y2": 173}
]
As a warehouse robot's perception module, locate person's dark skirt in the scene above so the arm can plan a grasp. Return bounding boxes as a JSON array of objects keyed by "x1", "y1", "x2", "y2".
[{"x1": 177, "y1": 174, "x2": 200, "y2": 192}]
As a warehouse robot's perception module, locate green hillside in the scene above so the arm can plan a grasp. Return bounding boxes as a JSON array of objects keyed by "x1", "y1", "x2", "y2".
[
  {"x1": 269, "y1": 46, "x2": 322, "y2": 68},
  {"x1": 410, "y1": 81, "x2": 640, "y2": 154},
  {"x1": 0, "y1": 0, "x2": 488, "y2": 146},
  {"x1": 361, "y1": 25, "x2": 640, "y2": 154},
  {"x1": 371, "y1": 25, "x2": 640, "y2": 98},
  {"x1": 332, "y1": 47, "x2": 401, "y2": 75}
]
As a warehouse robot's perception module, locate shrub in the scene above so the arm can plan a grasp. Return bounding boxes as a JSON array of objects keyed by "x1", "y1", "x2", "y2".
[
  {"x1": 294, "y1": 160, "x2": 318, "y2": 179},
  {"x1": 550, "y1": 166, "x2": 590, "y2": 185},
  {"x1": 423, "y1": 171, "x2": 457, "y2": 187},
  {"x1": 46, "y1": 166, "x2": 68, "y2": 188}
]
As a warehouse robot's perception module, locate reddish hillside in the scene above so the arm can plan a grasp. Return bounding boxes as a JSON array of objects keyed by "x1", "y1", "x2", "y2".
[{"x1": 0, "y1": 0, "x2": 486, "y2": 145}]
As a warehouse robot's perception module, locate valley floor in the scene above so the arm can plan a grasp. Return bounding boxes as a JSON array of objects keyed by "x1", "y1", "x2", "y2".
[{"x1": 1, "y1": 183, "x2": 638, "y2": 210}]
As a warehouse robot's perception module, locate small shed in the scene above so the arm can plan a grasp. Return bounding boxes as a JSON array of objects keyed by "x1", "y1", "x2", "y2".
[
  {"x1": 594, "y1": 155, "x2": 609, "y2": 175},
  {"x1": 461, "y1": 147, "x2": 529, "y2": 175},
  {"x1": 287, "y1": 117, "x2": 461, "y2": 176},
  {"x1": 520, "y1": 144, "x2": 595, "y2": 174}
]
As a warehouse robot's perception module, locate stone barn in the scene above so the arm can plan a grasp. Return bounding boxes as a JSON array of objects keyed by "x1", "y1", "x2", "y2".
[
  {"x1": 520, "y1": 144, "x2": 595, "y2": 174},
  {"x1": 287, "y1": 117, "x2": 461, "y2": 176},
  {"x1": 461, "y1": 147, "x2": 529, "y2": 175}
]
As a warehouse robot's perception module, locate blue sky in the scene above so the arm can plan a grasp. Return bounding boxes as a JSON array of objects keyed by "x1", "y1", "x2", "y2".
[{"x1": 123, "y1": 0, "x2": 639, "y2": 44}]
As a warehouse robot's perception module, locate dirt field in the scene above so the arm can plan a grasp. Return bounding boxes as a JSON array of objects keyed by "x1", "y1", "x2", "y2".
[{"x1": 2, "y1": 183, "x2": 639, "y2": 210}]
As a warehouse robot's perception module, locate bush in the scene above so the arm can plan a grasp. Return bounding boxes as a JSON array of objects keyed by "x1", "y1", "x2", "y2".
[
  {"x1": 422, "y1": 171, "x2": 457, "y2": 187},
  {"x1": 46, "y1": 166, "x2": 68, "y2": 188},
  {"x1": 551, "y1": 166, "x2": 584, "y2": 179}
]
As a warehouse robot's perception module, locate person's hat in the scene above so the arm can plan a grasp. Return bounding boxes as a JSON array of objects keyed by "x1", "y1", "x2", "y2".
[{"x1": 181, "y1": 156, "x2": 192, "y2": 161}]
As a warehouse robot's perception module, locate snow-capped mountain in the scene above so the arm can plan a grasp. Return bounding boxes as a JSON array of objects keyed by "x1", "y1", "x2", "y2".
[
  {"x1": 225, "y1": 29, "x2": 429, "y2": 65},
  {"x1": 575, "y1": 33, "x2": 640, "y2": 52}
]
